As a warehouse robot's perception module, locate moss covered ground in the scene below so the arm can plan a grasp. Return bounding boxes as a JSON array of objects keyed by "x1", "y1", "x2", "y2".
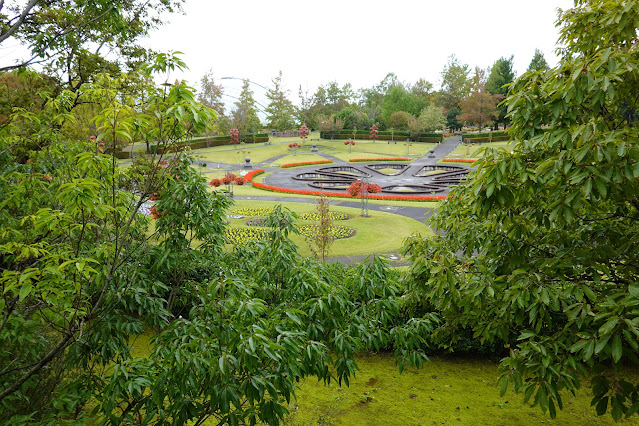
[
  {"x1": 285, "y1": 353, "x2": 634, "y2": 426},
  {"x1": 128, "y1": 334, "x2": 633, "y2": 425}
]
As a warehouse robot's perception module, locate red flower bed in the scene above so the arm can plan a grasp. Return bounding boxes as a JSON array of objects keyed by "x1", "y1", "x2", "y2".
[
  {"x1": 442, "y1": 158, "x2": 477, "y2": 163},
  {"x1": 280, "y1": 160, "x2": 333, "y2": 168},
  {"x1": 348, "y1": 157, "x2": 411, "y2": 162},
  {"x1": 244, "y1": 169, "x2": 264, "y2": 182},
  {"x1": 251, "y1": 182, "x2": 447, "y2": 202}
]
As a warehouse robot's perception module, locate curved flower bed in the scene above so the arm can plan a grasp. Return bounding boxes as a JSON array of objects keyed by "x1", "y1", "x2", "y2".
[
  {"x1": 297, "y1": 225, "x2": 356, "y2": 240},
  {"x1": 442, "y1": 158, "x2": 477, "y2": 163},
  {"x1": 231, "y1": 207, "x2": 273, "y2": 216},
  {"x1": 349, "y1": 157, "x2": 411, "y2": 162},
  {"x1": 280, "y1": 160, "x2": 333, "y2": 168},
  {"x1": 244, "y1": 169, "x2": 265, "y2": 182},
  {"x1": 298, "y1": 212, "x2": 349, "y2": 221},
  {"x1": 251, "y1": 181, "x2": 447, "y2": 202}
]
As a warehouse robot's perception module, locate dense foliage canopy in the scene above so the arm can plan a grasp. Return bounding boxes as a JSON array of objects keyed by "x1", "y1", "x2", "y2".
[{"x1": 402, "y1": 0, "x2": 639, "y2": 420}]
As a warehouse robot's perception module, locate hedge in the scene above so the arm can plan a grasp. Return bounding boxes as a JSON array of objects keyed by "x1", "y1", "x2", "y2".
[
  {"x1": 321, "y1": 132, "x2": 442, "y2": 142},
  {"x1": 150, "y1": 134, "x2": 270, "y2": 154},
  {"x1": 464, "y1": 135, "x2": 511, "y2": 143},
  {"x1": 461, "y1": 131, "x2": 508, "y2": 141},
  {"x1": 113, "y1": 151, "x2": 131, "y2": 159}
]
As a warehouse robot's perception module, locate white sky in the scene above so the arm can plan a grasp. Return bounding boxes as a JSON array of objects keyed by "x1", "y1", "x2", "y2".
[{"x1": 141, "y1": 0, "x2": 574, "y2": 110}]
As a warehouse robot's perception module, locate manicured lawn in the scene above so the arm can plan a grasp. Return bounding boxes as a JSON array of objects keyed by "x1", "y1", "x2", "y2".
[
  {"x1": 445, "y1": 141, "x2": 516, "y2": 159},
  {"x1": 226, "y1": 200, "x2": 431, "y2": 258},
  {"x1": 127, "y1": 334, "x2": 627, "y2": 425},
  {"x1": 285, "y1": 353, "x2": 627, "y2": 426}
]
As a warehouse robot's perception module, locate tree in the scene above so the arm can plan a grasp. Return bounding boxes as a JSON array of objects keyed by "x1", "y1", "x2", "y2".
[
  {"x1": 485, "y1": 55, "x2": 516, "y2": 128},
  {"x1": 231, "y1": 79, "x2": 261, "y2": 135},
  {"x1": 458, "y1": 89, "x2": 501, "y2": 130},
  {"x1": 0, "y1": 0, "x2": 183, "y2": 96},
  {"x1": 446, "y1": 106, "x2": 462, "y2": 131},
  {"x1": 438, "y1": 55, "x2": 472, "y2": 111},
  {"x1": 306, "y1": 193, "x2": 335, "y2": 262},
  {"x1": 402, "y1": 0, "x2": 639, "y2": 420},
  {"x1": 0, "y1": 53, "x2": 216, "y2": 423},
  {"x1": 318, "y1": 115, "x2": 344, "y2": 139},
  {"x1": 407, "y1": 118, "x2": 425, "y2": 141},
  {"x1": 265, "y1": 71, "x2": 296, "y2": 130},
  {"x1": 418, "y1": 103, "x2": 447, "y2": 132},
  {"x1": 198, "y1": 69, "x2": 225, "y2": 116},
  {"x1": 387, "y1": 111, "x2": 412, "y2": 132},
  {"x1": 527, "y1": 48, "x2": 550, "y2": 72}
]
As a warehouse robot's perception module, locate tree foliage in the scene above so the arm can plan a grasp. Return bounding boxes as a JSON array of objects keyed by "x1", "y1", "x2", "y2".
[
  {"x1": 402, "y1": 0, "x2": 639, "y2": 420},
  {"x1": 528, "y1": 48, "x2": 550, "y2": 72},
  {"x1": 418, "y1": 103, "x2": 447, "y2": 132},
  {"x1": 232, "y1": 79, "x2": 262, "y2": 135},
  {"x1": 265, "y1": 71, "x2": 296, "y2": 131},
  {"x1": 485, "y1": 55, "x2": 516, "y2": 127},
  {"x1": 198, "y1": 69, "x2": 225, "y2": 116},
  {"x1": 438, "y1": 55, "x2": 472, "y2": 111}
]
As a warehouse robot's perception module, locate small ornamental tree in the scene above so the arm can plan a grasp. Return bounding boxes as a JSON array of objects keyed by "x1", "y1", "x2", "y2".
[
  {"x1": 288, "y1": 142, "x2": 302, "y2": 155},
  {"x1": 230, "y1": 128, "x2": 239, "y2": 148},
  {"x1": 369, "y1": 124, "x2": 378, "y2": 142},
  {"x1": 299, "y1": 124, "x2": 309, "y2": 141},
  {"x1": 306, "y1": 191, "x2": 334, "y2": 262}
]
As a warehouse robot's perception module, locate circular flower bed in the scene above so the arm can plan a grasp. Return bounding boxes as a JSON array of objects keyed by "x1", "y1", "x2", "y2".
[
  {"x1": 297, "y1": 212, "x2": 349, "y2": 221},
  {"x1": 231, "y1": 207, "x2": 273, "y2": 216},
  {"x1": 225, "y1": 227, "x2": 269, "y2": 244},
  {"x1": 297, "y1": 225, "x2": 356, "y2": 240}
]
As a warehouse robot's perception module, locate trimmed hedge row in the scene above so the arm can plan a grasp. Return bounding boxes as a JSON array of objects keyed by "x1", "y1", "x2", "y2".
[
  {"x1": 150, "y1": 134, "x2": 270, "y2": 154},
  {"x1": 464, "y1": 135, "x2": 511, "y2": 143},
  {"x1": 321, "y1": 133, "x2": 442, "y2": 142},
  {"x1": 461, "y1": 131, "x2": 508, "y2": 141}
]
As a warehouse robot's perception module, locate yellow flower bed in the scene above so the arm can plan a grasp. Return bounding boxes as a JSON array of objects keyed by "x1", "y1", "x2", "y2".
[
  {"x1": 297, "y1": 225, "x2": 356, "y2": 240},
  {"x1": 297, "y1": 212, "x2": 349, "y2": 221}
]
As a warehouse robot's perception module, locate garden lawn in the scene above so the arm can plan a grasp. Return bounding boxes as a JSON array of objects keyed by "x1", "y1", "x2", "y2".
[
  {"x1": 284, "y1": 353, "x2": 630, "y2": 426},
  {"x1": 226, "y1": 200, "x2": 431, "y2": 257},
  {"x1": 127, "y1": 334, "x2": 629, "y2": 426},
  {"x1": 444, "y1": 141, "x2": 516, "y2": 160}
]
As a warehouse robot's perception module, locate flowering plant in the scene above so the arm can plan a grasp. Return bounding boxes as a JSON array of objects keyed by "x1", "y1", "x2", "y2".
[
  {"x1": 348, "y1": 157, "x2": 411, "y2": 162},
  {"x1": 244, "y1": 169, "x2": 265, "y2": 182},
  {"x1": 280, "y1": 160, "x2": 333, "y2": 168},
  {"x1": 442, "y1": 158, "x2": 477, "y2": 163}
]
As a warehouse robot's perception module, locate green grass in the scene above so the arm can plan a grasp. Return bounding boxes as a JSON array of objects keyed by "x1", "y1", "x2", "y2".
[
  {"x1": 285, "y1": 353, "x2": 630, "y2": 426},
  {"x1": 445, "y1": 141, "x2": 516, "y2": 159},
  {"x1": 126, "y1": 334, "x2": 630, "y2": 425},
  {"x1": 226, "y1": 200, "x2": 430, "y2": 258}
]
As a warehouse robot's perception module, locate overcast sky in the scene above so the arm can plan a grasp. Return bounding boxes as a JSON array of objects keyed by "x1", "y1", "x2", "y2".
[{"x1": 141, "y1": 0, "x2": 574, "y2": 109}]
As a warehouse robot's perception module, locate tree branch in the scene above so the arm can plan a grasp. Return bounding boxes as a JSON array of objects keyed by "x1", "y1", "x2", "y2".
[{"x1": 0, "y1": 0, "x2": 39, "y2": 45}]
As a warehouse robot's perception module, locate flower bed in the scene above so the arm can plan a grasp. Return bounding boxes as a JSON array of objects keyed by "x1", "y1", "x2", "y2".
[
  {"x1": 225, "y1": 227, "x2": 269, "y2": 244},
  {"x1": 280, "y1": 160, "x2": 333, "y2": 168},
  {"x1": 231, "y1": 207, "x2": 273, "y2": 216},
  {"x1": 298, "y1": 212, "x2": 349, "y2": 221},
  {"x1": 244, "y1": 169, "x2": 265, "y2": 182},
  {"x1": 297, "y1": 225, "x2": 355, "y2": 240},
  {"x1": 251, "y1": 182, "x2": 447, "y2": 202},
  {"x1": 348, "y1": 157, "x2": 411, "y2": 162},
  {"x1": 442, "y1": 158, "x2": 477, "y2": 163}
]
